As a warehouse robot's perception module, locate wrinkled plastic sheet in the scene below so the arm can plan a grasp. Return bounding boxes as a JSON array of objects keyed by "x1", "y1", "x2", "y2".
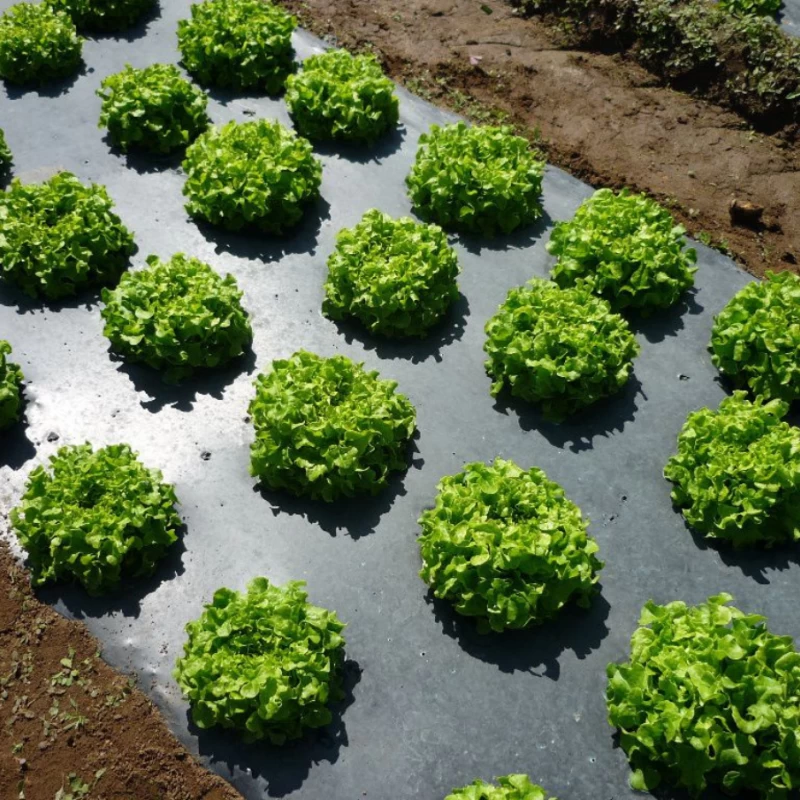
[{"x1": 1, "y1": 2, "x2": 797, "y2": 799}]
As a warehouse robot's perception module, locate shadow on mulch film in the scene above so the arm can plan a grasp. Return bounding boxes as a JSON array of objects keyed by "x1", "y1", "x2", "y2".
[
  {"x1": 1, "y1": 414, "x2": 36, "y2": 469},
  {"x1": 192, "y1": 196, "x2": 332, "y2": 264},
  {"x1": 492, "y1": 374, "x2": 645, "y2": 454},
  {"x1": 310, "y1": 124, "x2": 407, "y2": 165},
  {"x1": 254, "y1": 433, "x2": 424, "y2": 540},
  {"x1": 99, "y1": 0, "x2": 163, "y2": 43},
  {"x1": 102, "y1": 131, "x2": 187, "y2": 175},
  {"x1": 0, "y1": 282, "x2": 104, "y2": 315},
  {"x1": 191, "y1": 658, "x2": 362, "y2": 799},
  {"x1": 36, "y1": 525, "x2": 188, "y2": 620},
  {"x1": 2, "y1": 64, "x2": 87, "y2": 101},
  {"x1": 329, "y1": 291, "x2": 470, "y2": 364},
  {"x1": 628, "y1": 288, "x2": 705, "y2": 345},
  {"x1": 683, "y1": 519, "x2": 800, "y2": 587},
  {"x1": 111, "y1": 344, "x2": 258, "y2": 413},
  {"x1": 456, "y1": 207, "x2": 553, "y2": 255},
  {"x1": 427, "y1": 590, "x2": 611, "y2": 678}
]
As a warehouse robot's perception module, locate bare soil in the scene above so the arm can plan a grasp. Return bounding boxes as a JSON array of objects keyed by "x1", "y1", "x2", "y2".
[
  {"x1": 279, "y1": 0, "x2": 800, "y2": 278},
  {"x1": 0, "y1": 541, "x2": 240, "y2": 800}
]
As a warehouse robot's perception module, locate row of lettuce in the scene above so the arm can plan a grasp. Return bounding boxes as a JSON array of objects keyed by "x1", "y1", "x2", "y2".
[
  {"x1": 5, "y1": 393, "x2": 800, "y2": 795},
  {"x1": 2, "y1": 0, "x2": 800, "y2": 798},
  {"x1": 1, "y1": 115, "x2": 797, "y2": 425}
]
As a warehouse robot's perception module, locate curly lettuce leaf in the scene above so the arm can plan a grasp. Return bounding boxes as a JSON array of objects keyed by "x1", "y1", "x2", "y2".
[
  {"x1": 101, "y1": 253, "x2": 252, "y2": 383},
  {"x1": 664, "y1": 391, "x2": 800, "y2": 547},
  {"x1": 286, "y1": 49, "x2": 398, "y2": 143},
  {"x1": 548, "y1": 188, "x2": 697, "y2": 313},
  {"x1": 98, "y1": 63, "x2": 209, "y2": 154},
  {"x1": 177, "y1": 0, "x2": 296, "y2": 93},
  {"x1": 445, "y1": 775, "x2": 558, "y2": 800},
  {"x1": 0, "y1": 339, "x2": 24, "y2": 431},
  {"x1": 182, "y1": 119, "x2": 322, "y2": 234},
  {"x1": 0, "y1": 127, "x2": 11, "y2": 176},
  {"x1": 47, "y1": 0, "x2": 155, "y2": 32},
  {"x1": 0, "y1": 3, "x2": 82, "y2": 86}
]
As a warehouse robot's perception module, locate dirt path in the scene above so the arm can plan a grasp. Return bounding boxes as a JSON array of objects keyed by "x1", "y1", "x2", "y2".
[
  {"x1": 278, "y1": 0, "x2": 799, "y2": 279},
  {"x1": 0, "y1": 541, "x2": 240, "y2": 800}
]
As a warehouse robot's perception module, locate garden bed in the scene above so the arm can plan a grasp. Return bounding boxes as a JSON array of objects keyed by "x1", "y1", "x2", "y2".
[
  {"x1": 1, "y1": 2, "x2": 799, "y2": 800},
  {"x1": 277, "y1": 0, "x2": 800, "y2": 281}
]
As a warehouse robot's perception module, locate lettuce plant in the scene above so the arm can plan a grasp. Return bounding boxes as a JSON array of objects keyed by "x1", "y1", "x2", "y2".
[
  {"x1": 445, "y1": 775, "x2": 557, "y2": 800},
  {"x1": 174, "y1": 577, "x2": 346, "y2": 744},
  {"x1": 548, "y1": 189, "x2": 697, "y2": 313},
  {"x1": 182, "y1": 120, "x2": 322, "y2": 234},
  {"x1": 177, "y1": 0, "x2": 296, "y2": 93},
  {"x1": 0, "y1": 128, "x2": 11, "y2": 177},
  {"x1": 47, "y1": 0, "x2": 155, "y2": 32},
  {"x1": 484, "y1": 280, "x2": 640, "y2": 421},
  {"x1": 12, "y1": 443, "x2": 180, "y2": 595},
  {"x1": 419, "y1": 459, "x2": 602, "y2": 633},
  {"x1": 323, "y1": 209, "x2": 460, "y2": 338},
  {"x1": 98, "y1": 63, "x2": 209, "y2": 154},
  {"x1": 710, "y1": 271, "x2": 800, "y2": 403},
  {"x1": 0, "y1": 172, "x2": 135, "y2": 300},
  {"x1": 607, "y1": 594, "x2": 800, "y2": 796},
  {"x1": 0, "y1": 340, "x2": 24, "y2": 431},
  {"x1": 406, "y1": 123, "x2": 545, "y2": 236},
  {"x1": 286, "y1": 49, "x2": 398, "y2": 144},
  {"x1": 0, "y1": 3, "x2": 82, "y2": 86},
  {"x1": 664, "y1": 392, "x2": 800, "y2": 547},
  {"x1": 249, "y1": 351, "x2": 416, "y2": 502},
  {"x1": 101, "y1": 253, "x2": 252, "y2": 383}
]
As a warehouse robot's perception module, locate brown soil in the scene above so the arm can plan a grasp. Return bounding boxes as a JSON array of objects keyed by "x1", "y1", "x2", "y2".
[
  {"x1": 0, "y1": 541, "x2": 240, "y2": 800},
  {"x1": 280, "y1": 0, "x2": 800, "y2": 278}
]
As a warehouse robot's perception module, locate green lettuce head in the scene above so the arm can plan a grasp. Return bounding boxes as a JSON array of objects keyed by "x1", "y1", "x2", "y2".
[
  {"x1": 174, "y1": 578, "x2": 346, "y2": 744},
  {"x1": 182, "y1": 119, "x2": 322, "y2": 234},
  {"x1": 607, "y1": 594, "x2": 800, "y2": 796},
  {"x1": 98, "y1": 63, "x2": 209, "y2": 154},
  {"x1": 0, "y1": 3, "x2": 82, "y2": 85},
  {"x1": 177, "y1": 0, "x2": 296, "y2": 93},
  {"x1": 0, "y1": 340, "x2": 24, "y2": 431},
  {"x1": 0, "y1": 172, "x2": 135, "y2": 300},
  {"x1": 484, "y1": 280, "x2": 640, "y2": 421},
  {"x1": 710, "y1": 271, "x2": 800, "y2": 403},
  {"x1": 323, "y1": 209, "x2": 460, "y2": 338},
  {"x1": 249, "y1": 351, "x2": 416, "y2": 501},
  {"x1": 12, "y1": 443, "x2": 181, "y2": 594},
  {"x1": 286, "y1": 49, "x2": 398, "y2": 143},
  {"x1": 47, "y1": 0, "x2": 155, "y2": 32},
  {"x1": 419, "y1": 459, "x2": 602, "y2": 633},
  {"x1": 548, "y1": 188, "x2": 697, "y2": 313},
  {"x1": 406, "y1": 123, "x2": 545, "y2": 236},
  {"x1": 101, "y1": 253, "x2": 253, "y2": 383},
  {"x1": 664, "y1": 391, "x2": 800, "y2": 547},
  {"x1": 445, "y1": 775, "x2": 558, "y2": 800}
]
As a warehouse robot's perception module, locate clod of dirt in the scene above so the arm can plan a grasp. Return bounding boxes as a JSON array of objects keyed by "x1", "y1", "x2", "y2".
[{"x1": 729, "y1": 199, "x2": 765, "y2": 229}]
